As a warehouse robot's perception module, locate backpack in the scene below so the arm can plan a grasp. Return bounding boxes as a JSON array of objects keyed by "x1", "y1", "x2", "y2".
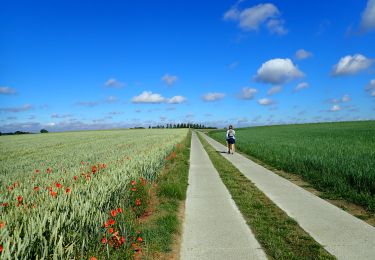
[{"x1": 228, "y1": 129, "x2": 234, "y2": 138}]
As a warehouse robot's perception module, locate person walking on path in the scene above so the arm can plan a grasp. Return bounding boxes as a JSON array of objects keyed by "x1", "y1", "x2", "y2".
[{"x1": 226, "y1": 125, "x2": 236, "y2": 154}]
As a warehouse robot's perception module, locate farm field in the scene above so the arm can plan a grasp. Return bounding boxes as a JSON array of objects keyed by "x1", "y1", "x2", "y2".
[
  {"x1": 0, "y1": 129, "x2": 188, "y2": 259},
  {"x1": 209, "y1": 121, "x2": 375, "y2": 212}
]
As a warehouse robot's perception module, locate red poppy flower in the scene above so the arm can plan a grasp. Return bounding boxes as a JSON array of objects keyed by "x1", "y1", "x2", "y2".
[
  {"x1": 108, "y1": 218, "x2": 115, "y2": 225},
  {"x1": 91, "y1": 165, "x2": 97, "y2": 173},
  {"x1": 132, "y1": 187, "x2": 137, "y2": 191},
  {"x1": 90, "y1": 257, "x2": 97, "y2": 260},
  {"x1": 101, "y1": 237, "x2": 107, "y2": 244},
  {"x1": 2, "y1": 203, "x2": 9, "y2": 207},
  {"x1": 117, "y1": 207, "x2": 122, "y2": 213},
  {"x1": 46, "y1": 167, "x2": 52, "y2": 173},
  {"x1": 50, "y1": 191, "x2": 57, "y2": 197},
  {"x1": 0, "y1": 244, "x2": 3, "y2": 253},
  {"x1": 137, "y1": 237, "x2": 143, "y2": 242},
  {"x1": 73, "y1": 176, "x2": 78, "y2": 180},
  {"x1": 104, "y1": 222, "x2": 109, "y2": 228},
  {"x1": 108, "y1": 228, "x2": 114, "y2": 233},
  {"x1": 135, "y1": 199, "x2": 141, "y2": 206},
  {"x1": 111, "y1": 210, "x2": 117, "y2": 217},
  {"x1": 65, "y1": 188, "x2": 71, "y2": 193},
  {"x1": 0, "y1": 221, "x2": 5, "y2": 229},
  {"x1": 81, "y1": 161, "x2": 85, "y2": 165},
  {"x1": 35, "y1": 169, "x2": 40, "y2": 173},
  {"x1": 131, "y1": 180, "x2": 136, "y2": 186},
  {"x1": 55, "y1": 183, "x2": 62, "y2": 189},
  {"x1": 17, "y1": 196, "x2": 23, "y2": 202},
  {"x1": 34, "y1": 186, "x2": 40, "y2": 192},
  {"x1": 120, "y1": 236, "x2": 126, "y2": 244}
]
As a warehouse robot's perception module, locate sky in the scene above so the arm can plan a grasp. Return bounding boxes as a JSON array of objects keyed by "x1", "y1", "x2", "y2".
[{"x1": 1, "y1": 0, "x2": 375, "y2": 132}]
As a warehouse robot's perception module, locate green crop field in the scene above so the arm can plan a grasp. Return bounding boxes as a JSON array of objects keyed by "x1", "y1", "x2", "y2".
[
  {"x1": 0, "y1": 129, "x2": 188, "y2": 259},
  {"x1": 209, "y1": 121, "x2": 375, "y2": 212}
]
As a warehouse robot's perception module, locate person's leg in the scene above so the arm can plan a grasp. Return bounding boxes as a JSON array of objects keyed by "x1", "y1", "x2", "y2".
[
  {"x1": 227, "y1": 141, "x2": 230, "y2": 153},
  {"x1": 231, "y1": 144, "x2": 235, "y2": 154}
]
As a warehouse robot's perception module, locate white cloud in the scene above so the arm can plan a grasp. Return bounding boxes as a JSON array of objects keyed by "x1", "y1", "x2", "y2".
[
  {"x1": 0, "y1": 104, "x2": 33, "y2": 113},
  {"x1": 202, "y1": 92, "x2": 225, "y2": 102},
  {"x1": 239, "y1": 87, "x2": 257, "y2": 99},
  {"x1": 258, "y1": 98, "x2": 274, "y2": 105},
  {"x1": 104, "y1": 78, "x2": 125, "y2": 88},
  {"x1": 294, "y1": 82, "x2": 309, "y2": 92},
  {"x1": 342, "y1": 94, "x2": 351, "y2": 102},
  {"x1": 167, "y1": 96, "x2": 186, "y2": 104},
  {"x1": 295, "y1": 49, "x2": 312, "y2": 60},
  {"x1": 330, "y1": 105, "x2": 341, "y2": 112},
  {"x1": 366, "y1": 79, "x2": 375, "y2": 91},
  {"x1": 132, "y1": 91, "x2": 166, "y2": 104},
  {"x1": 361, "y1": 0, "x2": 375, "y2": 32},
  {"x1": 0, "y1": 86, "x2": 17, "y2": 95},
  {"x1": 132, "y1": 91, "x2": 186, "y2": 104},
  {"x1": 267, "y1": 19, "x2": 288, "y2": 35},
  {"x1": 332, "y1": 54, "x2": 373, "y2": 76},
  {"x1": 161, "y1": 74, "x2": 178, "y2": 86},
  {"x1": 267, "y1": 86, "x2": 282, "y2": 95},
  {"x1": 223, "y1": 3, "x2": 287, "y2": 35},
  {"x1": 254, "y1": 58, "x2": 304, "y2": 85},
  {"x1": 51, "y1": 113, "x2": 72, "y2": 118},
  {"x1": 46, "y1": 122, "x2": 56, "y2": 127},
  {"x1": 106, "y1": 96, "x2": 118, "y2": 103}
]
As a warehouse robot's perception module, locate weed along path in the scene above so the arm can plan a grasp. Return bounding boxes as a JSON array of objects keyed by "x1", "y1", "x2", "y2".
[
  {"x1": 180, "y1": 132, "x2": 267, "y2": 259},
  {"x1": 200, "y1": 133, "x2": 375, "y2": 260}
]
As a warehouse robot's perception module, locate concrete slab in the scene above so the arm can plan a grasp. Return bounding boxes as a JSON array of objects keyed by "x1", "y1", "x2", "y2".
[
  {"x1": 180, "y1": 132, "x2": 267, "y2": 260},
  {"x1": 201, "y1": 132, "x2": 375, "y2": 260}
]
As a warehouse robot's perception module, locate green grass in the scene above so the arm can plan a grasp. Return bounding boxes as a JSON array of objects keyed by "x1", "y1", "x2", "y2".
[
  {"x1": 198, "y1": 132, "x2": 334, "y2": 260},
  {"x1": 142, "y1": 130, "x2": 191, "y2": 258},
  {"x1": 209, "y1": 121, "x2": 375, "y2": 212}
]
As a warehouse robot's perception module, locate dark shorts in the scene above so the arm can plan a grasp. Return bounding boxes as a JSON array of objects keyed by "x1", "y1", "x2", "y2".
[{"x1": 227, "y1": 138, "x2": 235, "y2": 144}]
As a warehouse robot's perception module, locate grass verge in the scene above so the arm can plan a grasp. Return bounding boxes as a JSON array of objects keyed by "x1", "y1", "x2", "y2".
[
  {"x1": 141, "y1": 130, "x2": 191, "y2": 259},
  {"x1": 197, "y1": 132, "x2": 334, "y2": 260}
]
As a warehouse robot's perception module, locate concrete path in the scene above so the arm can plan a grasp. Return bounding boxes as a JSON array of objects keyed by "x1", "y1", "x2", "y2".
[
  {"x1": 180, "y1": 132, "x2": 267, "y2": 260},
  {"x1": 201, "y1": 132, "x2": 375, "y2": 260}
]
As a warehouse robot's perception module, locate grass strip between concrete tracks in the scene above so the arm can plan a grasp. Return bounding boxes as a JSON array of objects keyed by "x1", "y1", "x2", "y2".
[
  {"x1": 141, "y1": 130, "x2": 191, "y2": 259},
  {"x1": 198, "y1": 132, "x2": 335, "y2": 260}
]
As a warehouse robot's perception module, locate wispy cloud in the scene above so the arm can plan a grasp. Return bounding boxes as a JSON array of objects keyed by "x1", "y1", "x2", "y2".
[
  {"x1": 161, "y1": 74, "x2": 178, "y2": 86},
  {"x1": 267, "y1": 86, "x2": 282, "y2": 95},
  {"x1": 330, "y1": 105, "x2": 341, "y2": 112},
  {"x1": 106, "y1": 96, "x2": 118, "y2": 103},
  {"x1": 51, "y1": 113, "x2": 72, "y2": 118},
  {"x1": 76, "y1": 101, "x2": 99, "y2": 107},
  {"x1": 0, "y1": 86, "x2": 17, "y2": 95},
  {"x1": 202, "y1": 92, "x2": 225, "y2": 102},
  {"x1": 224, "y1": 3, "x2": 287, "y2": 35},
  {"x1": 294, "y1": 82, "x2": 309, "y2": 92},
  {"x1": 229, "y1": 61, "x2": 240, "y2": 70},
  {"x1": 104, "y1": 78, "x2": 125, "y2": 88},
  {"x1": 0, "y1": 104, "x2": 33, "y2": 113},
  {"x1": 360, "y1": 0, "x2": 375, "y2": 32},
  {"x1": 332, "y1": 54, "x2": 373, "y2": 76},
  {"x1": 254, "y1": 58, "x2": 304, "y2": 85}
]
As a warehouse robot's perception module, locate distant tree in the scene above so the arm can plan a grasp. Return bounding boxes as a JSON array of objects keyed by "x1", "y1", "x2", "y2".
[{"x1": 40, "y1": 129, "x2": 49, "y2": 133}]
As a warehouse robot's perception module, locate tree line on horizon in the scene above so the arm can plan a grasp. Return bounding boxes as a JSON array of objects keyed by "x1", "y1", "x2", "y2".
[{"x1": 147, "y1": 123, "x2": 216, "y2": 129}]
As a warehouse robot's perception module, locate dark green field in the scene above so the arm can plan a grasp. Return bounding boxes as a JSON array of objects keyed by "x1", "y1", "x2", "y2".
[{"x1": 209, "y1": 121, "x2": 375, "y2": 212}]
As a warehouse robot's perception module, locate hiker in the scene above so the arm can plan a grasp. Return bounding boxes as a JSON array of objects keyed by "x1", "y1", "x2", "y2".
[{"x1": 226, "y1": 125, "x2": 235, "y2": 154}]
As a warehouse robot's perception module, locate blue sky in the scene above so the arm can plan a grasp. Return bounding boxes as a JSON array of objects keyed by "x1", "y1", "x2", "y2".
[{"x1": 1, "y1": 0, "x2": 375, "y2": 132}]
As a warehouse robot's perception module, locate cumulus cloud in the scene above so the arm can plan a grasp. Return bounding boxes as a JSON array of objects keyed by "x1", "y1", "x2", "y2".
[
  {"x1": 161, "y1": 74, "x2": 178, "y2": 86},
  {"x1": 104, "y1": 78, "x2": 125, "y2": 88},
  {"x1": 294, "y1": 82, "x2": 309, "y2": 92},
  {"x1": 295, "y1": 49, "x2": 312, "y2": 60},
  {"x1": 258, "y1": 98, "x2": 274, "y2": 105},
  {"x1": 361, "y1": 0, "x2": 375, "y2": 32},
  {"x1": 132, "y1": 91, "x2": 166, "y2": 104},
  {"x1": 0, "y1": 104, "x2": 33, "y2": 113},
  {"x1": 330, "y1": 105, "x2": 341, "y2": 112},
  {"x1": 332, "y1": 54, "x2": 373, "y2": 76},
  {"x1": 0, "y1": 86, "x2": 17, "y2": 95},
  {"x1": 132, "y1": 91, "x2": 186, "y2": 104},
  {"x1": 254, "y1": 58, "x2": 304, "y2": 85},
  {"x1": 223, "y1": 3, "x2": 287, "y2": 35},
  {"x1": 202, "y1": 92, "x2": 225, "y2": 102},
  {"x1": 167, "y1": 96, "x2": 186, "y2": 104},
  {"x1": 238, "y1": 87, "x2": 257, "y2": 99},
  {"x1": 267, "y1": 86, "x2": 282, "y2": 95}
]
